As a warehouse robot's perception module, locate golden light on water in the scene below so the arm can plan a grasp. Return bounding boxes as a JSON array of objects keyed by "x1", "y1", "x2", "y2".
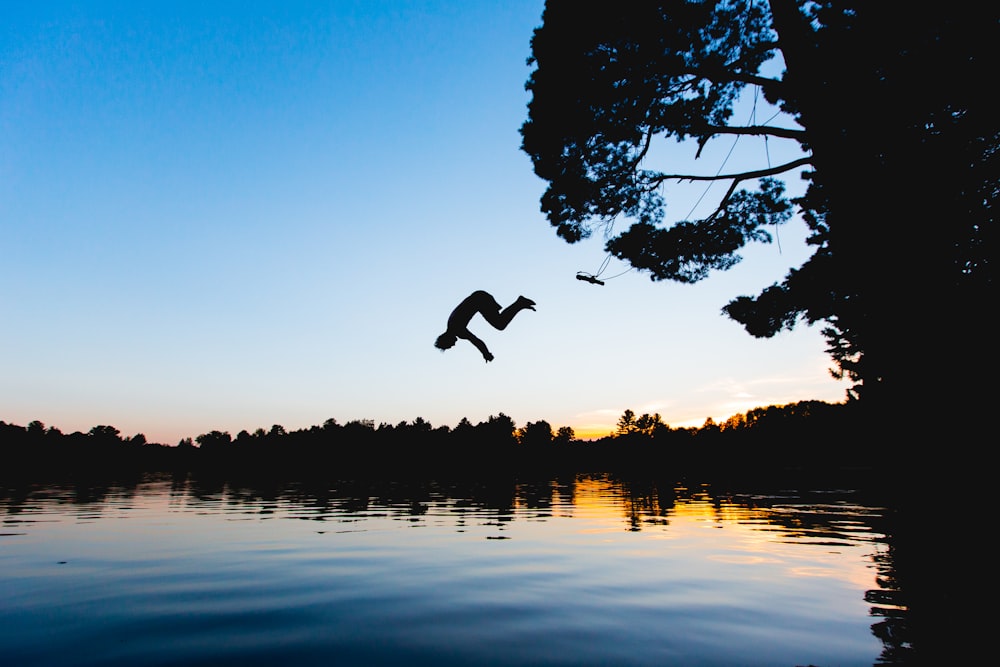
[
  {"x1": 1, "y1": 472, "x2": 893, "y2": 666},
  {"x1": 507, "y1": 474, "x2": 883, "y2": 592}
]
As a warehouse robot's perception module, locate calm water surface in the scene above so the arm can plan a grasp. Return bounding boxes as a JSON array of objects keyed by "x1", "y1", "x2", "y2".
[{"x1": 1, "y1": 474, "x2": 896, "y2": 666}]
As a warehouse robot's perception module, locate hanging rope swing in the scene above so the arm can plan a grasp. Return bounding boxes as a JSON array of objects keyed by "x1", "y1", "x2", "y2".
[
  {"x1": 575, "y1": 272, "x2": 605, "y2": 285},
  {"x1": 574, "y1": 84, "x2": 785, "y2": 288},
  {"x1": 576, "y1": 253, "x2": 634, "y2": 286},
  {"x1": 576, "y1": 253, "x2": 610, "y2": 285}
]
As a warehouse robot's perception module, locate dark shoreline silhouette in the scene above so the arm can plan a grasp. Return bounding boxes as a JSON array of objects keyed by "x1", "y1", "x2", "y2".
[{"x1": 2, "y1": 400, "x2": 889, "y2": 484}]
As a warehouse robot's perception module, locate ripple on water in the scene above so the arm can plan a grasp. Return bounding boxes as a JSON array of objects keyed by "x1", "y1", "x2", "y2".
[{"x1": 0, "y1": 476, "x2": 890, "y2": 667}]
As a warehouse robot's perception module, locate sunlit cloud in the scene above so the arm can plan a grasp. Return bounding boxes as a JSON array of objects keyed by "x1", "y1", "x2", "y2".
[{"x1": 637, "y1": 399, "x2": 675, "y2": 414}]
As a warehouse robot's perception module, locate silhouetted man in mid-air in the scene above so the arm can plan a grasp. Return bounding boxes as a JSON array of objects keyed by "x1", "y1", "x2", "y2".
[{"x1": 435, "y1": 290, "x2": 536, "y2": 362}]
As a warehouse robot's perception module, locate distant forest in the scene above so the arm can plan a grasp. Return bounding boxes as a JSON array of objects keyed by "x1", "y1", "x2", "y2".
[{"x1": 2, "y1": 400, "x2": 888, "y2": 481}]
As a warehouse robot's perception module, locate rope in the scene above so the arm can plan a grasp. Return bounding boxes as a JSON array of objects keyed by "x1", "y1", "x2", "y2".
[
  {"x1": 758, "y1": 92, "x2": 782, "y2": 254},
  {"x1": 577, "y1": 84, "x2": 789, "y2": 285},
  {"x1": 683, "y1": 84, "x2": 783, "y2": 252}
]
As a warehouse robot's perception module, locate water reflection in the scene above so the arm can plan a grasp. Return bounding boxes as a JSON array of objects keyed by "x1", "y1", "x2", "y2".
[{"x1": 1, "y1": 473, "x2": 919, "y2": 666}]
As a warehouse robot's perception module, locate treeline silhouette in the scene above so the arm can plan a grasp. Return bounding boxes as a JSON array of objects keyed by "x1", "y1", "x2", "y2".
[{"x1": 2, "y1": 400, "x2": 882, "y2": 482}]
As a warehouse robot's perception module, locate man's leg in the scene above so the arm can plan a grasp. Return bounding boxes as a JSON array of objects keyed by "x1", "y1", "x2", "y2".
[{"x1": 482, "y1": 296, "x2": 535, "y2": 330}]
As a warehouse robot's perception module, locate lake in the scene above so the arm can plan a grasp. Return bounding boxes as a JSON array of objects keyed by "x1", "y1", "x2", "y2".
[{"x1": 1, "y1": 472, "x2": 911, "y2": 666}]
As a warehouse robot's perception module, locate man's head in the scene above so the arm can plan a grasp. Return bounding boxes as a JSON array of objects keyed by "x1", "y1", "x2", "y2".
[{"x1": 435, "y1": 332, "x2": 457, "y2": 350}]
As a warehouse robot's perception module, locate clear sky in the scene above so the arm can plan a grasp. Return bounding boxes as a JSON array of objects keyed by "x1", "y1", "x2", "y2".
[{"x1": 1, "y1": 1, "x2": 847, "y2": 444}]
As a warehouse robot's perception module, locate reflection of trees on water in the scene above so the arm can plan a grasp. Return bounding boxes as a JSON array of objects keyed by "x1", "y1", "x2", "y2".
[
  {"x1": 0, "y1": 472, "x2": 948, "y2": 665},
  {"x1": 863, "y1": 502, "x2": 965, "y2": 667},
  {"x1": 868, "y1": 546, "x2": 911, "y2": 666},
  {"x1": 610, "y1": 476, "x2": 676, "y2": 531},
  {"x1": 0, "y1": 472, "x2": 889, "y2": 553},
  {"x1": 0, "y1": 472, "x2": 883, "y2": 538}
]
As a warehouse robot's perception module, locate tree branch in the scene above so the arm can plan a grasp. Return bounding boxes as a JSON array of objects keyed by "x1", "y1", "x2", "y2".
[
  {"x1": 646, "y1": 156, "x2": 812, "y2": 185},
  {"x1": 700, "y1": 124, "x2": 805, "y2": 140},
  {"x1": 706, "y1": 179, "x2": 742, "y2": 220},
  {"x1": 675, "y1": 68, "x2": 784, "y2": 95},
  {"x1": 630, "y1": 127, "x2": 655, "y2": 167},
  {"x1": 717, "y1": 71, "x2": 783, "y2": 90}
]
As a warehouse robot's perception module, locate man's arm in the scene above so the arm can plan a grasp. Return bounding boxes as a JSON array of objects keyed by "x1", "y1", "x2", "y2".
[{"x1": 461, "y1": 331, "x2": 494, "y2": 362}]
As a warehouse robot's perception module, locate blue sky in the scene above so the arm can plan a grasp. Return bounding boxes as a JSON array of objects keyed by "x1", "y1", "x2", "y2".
[{"x1": 1, "y1": 1, "x2": 846, "y2": 444}]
